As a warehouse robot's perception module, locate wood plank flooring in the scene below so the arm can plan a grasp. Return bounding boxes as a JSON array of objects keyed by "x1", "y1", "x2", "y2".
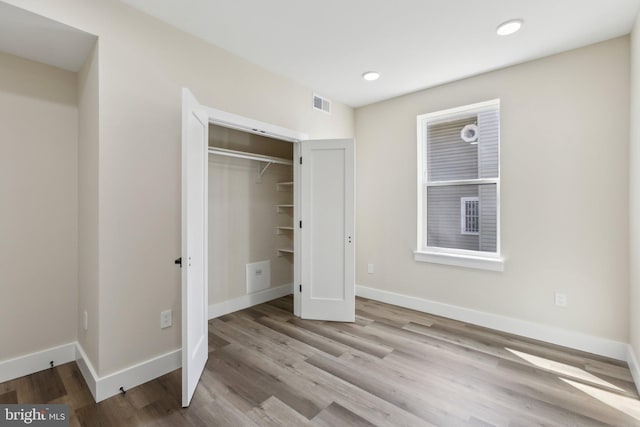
[{"x1": 2, "y1": 296, "x2": 640, "y2": 426}]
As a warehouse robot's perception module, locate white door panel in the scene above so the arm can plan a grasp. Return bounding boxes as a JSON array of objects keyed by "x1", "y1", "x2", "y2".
[
  {"x1": 300, "y1": 139, "x2": 354, "y2": 322},
  {"x1": 181, "y1": 88, "x2": 208, "y2": 407}
]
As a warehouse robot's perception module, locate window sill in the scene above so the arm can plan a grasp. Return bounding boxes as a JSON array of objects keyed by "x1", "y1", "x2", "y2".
[{"x1": 414, "y1": 250, "x2": 504, "y2": 272}]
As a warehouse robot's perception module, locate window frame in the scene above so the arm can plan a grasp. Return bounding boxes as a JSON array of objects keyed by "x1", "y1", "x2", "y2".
[{"x1": 414, "y1": 99, "x2": 504, "y2": 272}]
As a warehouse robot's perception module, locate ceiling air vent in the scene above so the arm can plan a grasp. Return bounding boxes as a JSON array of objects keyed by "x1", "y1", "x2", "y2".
[{"x1": 313, "y1": 94, "x2": 331, "y2": 114}]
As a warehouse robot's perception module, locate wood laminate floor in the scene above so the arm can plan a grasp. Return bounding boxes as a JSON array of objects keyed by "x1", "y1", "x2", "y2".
[{"x1": 1, "y1": 296, "x2": 640, "y2": 426}]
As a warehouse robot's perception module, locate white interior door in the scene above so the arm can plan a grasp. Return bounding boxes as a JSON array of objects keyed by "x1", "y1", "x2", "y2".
[
  {"x1": 299, "y1": 139, "x2": 355, "y2": 322},
  {"x1": 181, "y1": 88, "x2": 209, "y2": 407}
]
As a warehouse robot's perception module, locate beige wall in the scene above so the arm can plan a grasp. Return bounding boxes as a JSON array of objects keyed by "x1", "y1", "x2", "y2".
[
  {"x1": 630, "y1": 17, "x2": 640, "y2": 360},
  {"x1": 77, "y1": 42, "x2": 99, "y2": 367},
  {"x1": 3, "y1": 0, "x2": 353, "y2": 375},
  {"x1": 208, "y1": 160, "x2": 294, "y2": 303},
  {"x1": 0, "y1": 51, "x2": 78, "y2": 359},
  {"x1": 355, "y1": 37, "x2": 630, "y2": 342},
  {"x1": 208, "y1": 126, "x2": 294, "y2": 303}
]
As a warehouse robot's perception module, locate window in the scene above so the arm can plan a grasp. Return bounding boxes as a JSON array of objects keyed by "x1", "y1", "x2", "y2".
[{"x1": 415, "y1": 99, "x2": 503, "y2": 271}]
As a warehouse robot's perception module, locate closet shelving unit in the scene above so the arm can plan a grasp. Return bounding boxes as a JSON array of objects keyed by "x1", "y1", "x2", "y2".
[
  {"x1": 276, "y1": 179, "x2": 294, "y2": 257},
  {"x1": 208, "y1": 146, "x2": 295, "y2": 257},
  {"x1": 276, "y1": 181, "x2": 293, "y2": 190},
  {"x1": 207, "y1": 147, "x2": 293, "y2": 178},
  {"x1": 276, "y1": 204, "x2": 294, "y2": 212}
]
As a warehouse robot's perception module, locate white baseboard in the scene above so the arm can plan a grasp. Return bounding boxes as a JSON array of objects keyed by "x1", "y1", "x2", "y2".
[
  {"x1": 75, "y1": 343, "x2": 180, "y2": 402},
  {"x1": 627, "y1": 345, "x2": 640, "y2": 395},
  {"x1": 208, "y1": 283, "x2": 293, "y2": 319},
  {"x1": 75, "y1": 344, "x2": 98, "y2": 400},
  {"x1": 0, "y1": 343, "x2": 76, "y2": 384},
  {"x1": 96, "y1": 349, "x2": 180, "y2": 402},
  {"x1": 356, "y1": 285, "x2": 628, "y2": 361},
  {"x1": 0, "y1": 283, "x2": 292, "y2": 403},
  {"x1": 4, "y1": 285, "x2": 630, "y2": 403}
]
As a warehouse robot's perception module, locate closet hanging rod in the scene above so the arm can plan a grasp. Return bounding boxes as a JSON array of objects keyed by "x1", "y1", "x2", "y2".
[{"x1": 207, "y1": 147, "x2": 293, "y2": 166}]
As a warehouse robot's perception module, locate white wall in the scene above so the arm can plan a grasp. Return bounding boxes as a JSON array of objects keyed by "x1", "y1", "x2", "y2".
[
  {"x1": 0, "y1": 51, "x2": 78, "y2": 359},
  {"x1": 355, "y1": 37, "x2": 630, "y2": 342},
  {"x1": 77, "y1": 42, "x2": 99, "y2": 367},
  {"x1": 629, "y1": 15, "x2": 640, "y2": 363},
  {"x1": 3, "y1": 0, "x2": 353, "y2": 376}
]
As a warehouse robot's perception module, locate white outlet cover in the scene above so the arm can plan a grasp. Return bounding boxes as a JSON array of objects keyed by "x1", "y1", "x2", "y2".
[
  {"x1": 367, "y1": 263, "x2": 374, "y2": 274},
  {"x1": 554, "y1": 292, "x2": 568, "y2": 307},
  {"x1": 160, "y1": 309, "x2": 172, "y2": 329}
]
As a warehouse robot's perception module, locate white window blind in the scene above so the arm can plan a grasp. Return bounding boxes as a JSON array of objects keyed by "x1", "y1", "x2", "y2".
[{"x1": 417, "y1": 99, "x2": 501, "y2": 260}]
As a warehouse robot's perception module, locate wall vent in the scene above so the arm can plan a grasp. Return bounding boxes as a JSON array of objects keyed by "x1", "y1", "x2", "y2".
[{"x1": 313, "y1": 94, "x2": 331, "y2": 114}]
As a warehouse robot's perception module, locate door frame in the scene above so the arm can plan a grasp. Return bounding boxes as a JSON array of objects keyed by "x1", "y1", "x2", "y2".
[{"x1": 202, "y1": 104, "x2": 308, "y2": 317}]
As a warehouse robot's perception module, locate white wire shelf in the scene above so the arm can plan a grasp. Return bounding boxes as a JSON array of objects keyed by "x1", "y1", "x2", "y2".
[{"x1": 208, "y1": 147, "x2": 293, "y2": 178}]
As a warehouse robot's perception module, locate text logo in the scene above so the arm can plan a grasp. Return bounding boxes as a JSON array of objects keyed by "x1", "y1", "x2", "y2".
[{"x1": 0, "y1": 405, "x2": 69, "y2": 427}]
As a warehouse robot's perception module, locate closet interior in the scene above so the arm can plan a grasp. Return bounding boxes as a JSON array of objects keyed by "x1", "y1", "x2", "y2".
[{"x1": 208, "y1": 124, "x2": 295, "y2": 307}]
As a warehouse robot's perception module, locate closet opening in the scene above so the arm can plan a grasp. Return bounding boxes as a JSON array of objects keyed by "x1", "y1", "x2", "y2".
[
  {"x1": 181, "y1": 89, "x2": 354, "y2": 406},
  {"x1": 207, "y1": 124, "x2": 297, "y2": 315}
]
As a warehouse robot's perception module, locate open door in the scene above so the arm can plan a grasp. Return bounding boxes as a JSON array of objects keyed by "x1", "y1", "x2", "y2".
[
  {"x1": 299, "y1": 139, "x2": 355, "y2": 322},
  {"x1": 181, "y1": 88, "x2": 209, "y2": 407}
]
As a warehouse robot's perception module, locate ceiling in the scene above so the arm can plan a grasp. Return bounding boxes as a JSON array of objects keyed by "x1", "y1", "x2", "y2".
[
  {"x1": 1, "y1": 1, "x2": 636, "y2": 106},
  {"x1": 0, "y1": 2, "x2": 96, "y2": 72},
  {"x1": 120, "y1": 0, "x2": 640, "y2": 107}
]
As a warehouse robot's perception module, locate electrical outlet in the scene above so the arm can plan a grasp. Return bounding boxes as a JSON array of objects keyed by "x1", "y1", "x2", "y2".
[
  {"x1": 83, "y1": 311, "x2": 88, "y2": 331},
  {"x1": 160, "y1": 309, "x2": 172, "y2": 329},
  {"x1": 554, "y1": 292, "x2": 568, "y2": 307},
  {"x1": 367, "y1": 263, "x2": 374, "y2": 274}
]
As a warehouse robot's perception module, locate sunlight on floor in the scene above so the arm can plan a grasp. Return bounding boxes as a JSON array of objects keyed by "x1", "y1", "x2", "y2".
[
  {"x1": 506, "y1": 347, "x2": 640, "y2": 421},
  {"x1": 505, "y1": 348, "x2": 623, "y2": 392},
  {"x1": 561, "y1": 378, "x2": 640, "y2": 421}
]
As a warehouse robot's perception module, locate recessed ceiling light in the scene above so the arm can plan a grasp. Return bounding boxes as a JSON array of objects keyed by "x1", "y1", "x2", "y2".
[
  {"x1": 362, "y1": 71, "x2": 380, "y2": 81},
  {"x1": 496, "y1": 19, "x2": 523, "y2": 36}
]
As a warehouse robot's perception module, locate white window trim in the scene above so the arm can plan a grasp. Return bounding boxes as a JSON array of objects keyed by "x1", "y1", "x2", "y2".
[
  {"x1": 413, "y1": 250, "x2": 504, "y2": 272},
  {"x1": 415, "y1": 99, "x2": 503, "y2": 271}
]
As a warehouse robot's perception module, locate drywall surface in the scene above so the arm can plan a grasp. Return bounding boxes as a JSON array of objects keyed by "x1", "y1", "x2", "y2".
[
  {"x1": 630, "y1": 16, "x2": 640, "y2": 361},
  {"x1": 355, "y1": 37, "x2": 630, "y2": 342},
  {"x1": 77, "y1": 42, "x2": 99, "y2": 367},
  {"x1": 0, "y1": 51, "x2": 78, "y2": 359},
  {"x1": 2, "y1": 0, "x2": 353, "y2": 375},
  {"x1": 208, "y1": 160, "x2": 294, "y2": 303}
]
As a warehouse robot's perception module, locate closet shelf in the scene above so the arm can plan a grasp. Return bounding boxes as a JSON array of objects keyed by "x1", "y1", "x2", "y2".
[
  {"x1": 276, "y1": 226, "x2": 294, "y2": 234},
  {"x1": 277, "y1": 248, "x2": 294, "y2": 257},
  {"x1": 277, "y1": 181, "x2": 294, "y2": 191},
  {"x1": 276, "y1": 204, "x2": 294, "y2": 213},
  {"x1": 208, "y1": 147, "x2": 293, "y2": 178}
]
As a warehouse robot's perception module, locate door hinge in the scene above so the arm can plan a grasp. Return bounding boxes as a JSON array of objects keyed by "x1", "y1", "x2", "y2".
[
  {"x1": 299, "y1": 284, "x2": 302, "y2": 292},
  {"x1": 299, "y1": 220, "x2": 302, "y2": 228},
  {"x1": 174, "y1": 257, "x2": 182, "y2": 268},
  {"x1": 299, "y1": 157, "x2": 302, "y2": 165}
]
